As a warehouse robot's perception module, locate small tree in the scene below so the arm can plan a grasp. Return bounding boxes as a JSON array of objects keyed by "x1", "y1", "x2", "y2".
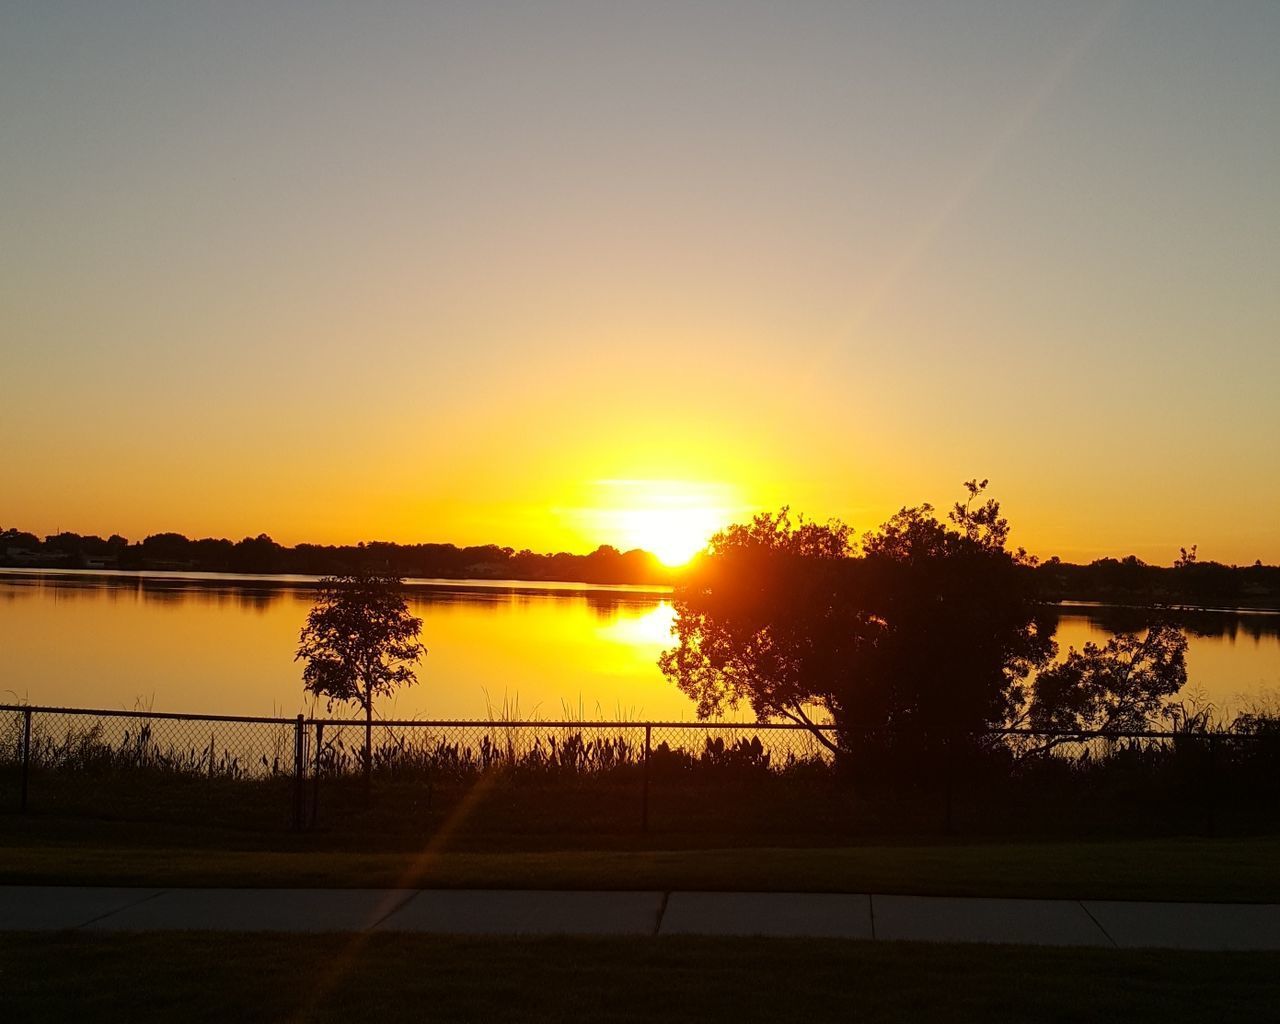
[{"x1": 296, "y1": 574, "x2": 426, "y2": 790}]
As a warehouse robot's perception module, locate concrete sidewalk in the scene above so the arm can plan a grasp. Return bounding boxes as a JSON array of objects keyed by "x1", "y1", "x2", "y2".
[{"x1": 3, "y1": 886, "x2": 1279, "y2": 950}]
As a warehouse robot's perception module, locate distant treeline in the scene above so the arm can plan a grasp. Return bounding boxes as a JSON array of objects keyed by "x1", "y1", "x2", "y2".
[
  {"x1": 1036, "y1": 554, "x2": 1280, "y2": 611},
  {"x1": 3, "y1": 527, "x2": 1279, "y2": 607},
  {"x1": 0, "y1": 528, "x2": 672, "y2": 585}
]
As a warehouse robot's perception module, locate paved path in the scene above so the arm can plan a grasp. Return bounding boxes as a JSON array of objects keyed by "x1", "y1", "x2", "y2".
[{"x1": 3, "y1": 886, "x2": 1279, "y2": 950}]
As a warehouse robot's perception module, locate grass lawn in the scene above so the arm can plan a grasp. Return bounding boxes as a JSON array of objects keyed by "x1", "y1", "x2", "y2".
[
  {"x1": 1, "y1": 932, "x2": 1276, "y2": 1023},
  {"x1": 3, "y1": 826, "x2": 1280, "y2": 901}
]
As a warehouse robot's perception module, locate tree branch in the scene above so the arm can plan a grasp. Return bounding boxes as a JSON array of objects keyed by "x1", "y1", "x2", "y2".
[{"x1": 775, "y1": 703, "x2": 841, "y2": 755}]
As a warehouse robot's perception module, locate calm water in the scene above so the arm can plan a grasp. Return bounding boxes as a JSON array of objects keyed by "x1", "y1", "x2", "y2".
[{"x1": 1, "y1": 571, "x2": 1277, "y2": 721}]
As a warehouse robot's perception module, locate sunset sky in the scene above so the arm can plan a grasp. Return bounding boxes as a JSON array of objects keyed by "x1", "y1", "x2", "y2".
[{"x1": 3, "y1": 2, "x2": 1277, "y2": 565}]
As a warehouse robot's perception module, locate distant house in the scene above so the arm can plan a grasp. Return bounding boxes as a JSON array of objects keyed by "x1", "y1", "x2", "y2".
[{"x1": 463, "y1": 561, "x2": 508, "y2": 579}]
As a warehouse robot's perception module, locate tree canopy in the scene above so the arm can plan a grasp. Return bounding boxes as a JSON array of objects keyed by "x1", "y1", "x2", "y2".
[
  {"x1": 659, "y1": 482, "x2": 1057, "y2": 756},
  {"x1": 1026, "y1": 623, "x2": 1188, "y2": 734},
  {"x1": 297, "y1": 574, "x2": 426, "y2": 785}
]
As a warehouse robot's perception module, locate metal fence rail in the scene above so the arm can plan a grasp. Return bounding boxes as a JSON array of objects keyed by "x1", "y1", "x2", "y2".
[{"x1": 2, "y1": 704, "x2": 1276, "y2": 836}]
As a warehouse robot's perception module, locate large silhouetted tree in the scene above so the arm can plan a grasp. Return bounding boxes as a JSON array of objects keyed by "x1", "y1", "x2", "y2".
[
  {"x1": 659, "y1": 481, "x2": 1057, "y2": 760},
  {"x1": 297, "y1": 574, "x2": 426, "y2": 791}
]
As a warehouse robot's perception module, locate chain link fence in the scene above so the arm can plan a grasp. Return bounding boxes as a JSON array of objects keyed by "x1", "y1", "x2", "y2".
[{"x1": 2, "y1": 704, "x2": 1277, "y2": 838}]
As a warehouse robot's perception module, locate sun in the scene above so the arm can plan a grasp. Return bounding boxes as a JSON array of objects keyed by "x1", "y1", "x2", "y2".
[
  {"x1": 573, "y1": 479, "x2": 742, "y2": 566},
  {"x1": 613, "y1": 505, "x2": 727, "y2": 566}
]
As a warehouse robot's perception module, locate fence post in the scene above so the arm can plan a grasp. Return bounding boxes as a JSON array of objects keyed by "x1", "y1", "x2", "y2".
[
  {"x1": 641, "y1": 723, "x2": 652, "y2": 833},
  {"x1": 292, "y1": 714, "x2": 305, "y2": 831},
  {"x1": 1204, "y1": 734, "x2": 1217, "y2": 838},
  {"x1": 943, "y1": 734, "x2": 955, "y2": 835},
  {"x1": 20, "y1": 708, "x2": 32, "y2": 813},
  {"x1": 311, "y1": 720, "x2": 324, "y2": 827}
]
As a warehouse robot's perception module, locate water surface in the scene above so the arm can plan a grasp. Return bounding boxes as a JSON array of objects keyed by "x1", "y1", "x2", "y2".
[{"x1": 1, "y1": 571, "x2": 1276, "y2": 721}]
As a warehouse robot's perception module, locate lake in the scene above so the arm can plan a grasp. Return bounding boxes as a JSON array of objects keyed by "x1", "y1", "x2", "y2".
[{"x1": 1, "y1": 570, "x2": 1277, "y2": 722}]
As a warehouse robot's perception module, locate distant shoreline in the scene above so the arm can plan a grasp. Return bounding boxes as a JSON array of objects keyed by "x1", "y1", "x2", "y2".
[
  {"x1": 0, "y1": 566, "x2": 673, "y2": 598},
  {"x1": 5, "y1": 567, "x2": 1280, "y2": 616}
]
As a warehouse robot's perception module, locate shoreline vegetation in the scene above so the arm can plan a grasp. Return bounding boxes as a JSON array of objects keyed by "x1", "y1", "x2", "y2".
[
  {"x1": 6, "y1": 704, "x2": 1278, "y2": 850},
  {"x1": 3, "y1": 527, "x2": 1280, "y2": 609}
]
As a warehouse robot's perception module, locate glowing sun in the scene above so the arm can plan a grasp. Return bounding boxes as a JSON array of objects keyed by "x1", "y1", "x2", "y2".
[
  {"x1": 576, "y1": 479, "x2": 741, "y2": 566},
  {"x1": 613, "y1": 505, "x2": 727, "y2": 565}
]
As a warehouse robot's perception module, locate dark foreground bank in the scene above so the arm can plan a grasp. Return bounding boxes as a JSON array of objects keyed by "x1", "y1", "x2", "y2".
[{"x1": 2, "y1": 933, "x2": 1276, "y2": 1024}]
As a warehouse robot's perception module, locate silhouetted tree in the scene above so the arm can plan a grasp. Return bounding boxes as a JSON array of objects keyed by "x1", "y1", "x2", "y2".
[
  {"x1": 296, "y1": 574, "x2": 426, "y2": 792},
  {"x1": 141, "y1": 532, "x2": 194, "y2": 562},
  {"x1": 1027, "y1": 623, "x2": 1188, "y2": 734},
  {"x1": 1, "y1": 528, "x2": 41, "y2": 550},
  {"x1": 659, "y1": 481, "x2": 1056, "y2": 761},
  {"x1": 230, "y1": 533, "x2": 282, "y2": 573},
  {"x1": 659, "y1": 508, "x2": 857, "y2": 750}
]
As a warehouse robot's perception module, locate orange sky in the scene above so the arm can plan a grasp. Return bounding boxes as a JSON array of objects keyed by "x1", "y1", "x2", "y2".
[{"x1": 3, "y1": 4, "x2": 1277, "y2": 566}]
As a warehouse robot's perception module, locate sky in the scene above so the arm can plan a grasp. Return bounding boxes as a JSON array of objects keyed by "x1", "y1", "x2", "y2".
[{"x1": 3, "y1": 1, "x2": 1278, "y2": 565}]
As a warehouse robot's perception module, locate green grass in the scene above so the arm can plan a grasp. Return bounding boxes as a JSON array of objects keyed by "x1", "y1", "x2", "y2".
[
  {"x1": 1, "y1": 933, "x2": 1276, "y2": 1023},
  {"x1": 4, "y1": 832, "x2": 1280, "y2": 901}
]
